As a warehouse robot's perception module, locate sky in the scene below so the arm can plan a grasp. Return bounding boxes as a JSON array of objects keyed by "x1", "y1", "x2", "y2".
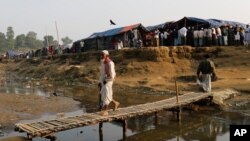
[{"x1": 0, "y1": 0, "x2": 250, "y2": 42}]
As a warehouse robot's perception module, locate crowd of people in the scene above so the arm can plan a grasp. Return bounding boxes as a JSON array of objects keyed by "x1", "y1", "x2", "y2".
[{"x1": 152, "y1": 24, "x2": 250, "y2": 47}]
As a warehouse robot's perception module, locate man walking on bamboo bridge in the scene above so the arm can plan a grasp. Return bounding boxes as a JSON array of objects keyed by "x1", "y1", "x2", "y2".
[{"x1": 99, "y1": 50, "x2": 120, "y2": 116}]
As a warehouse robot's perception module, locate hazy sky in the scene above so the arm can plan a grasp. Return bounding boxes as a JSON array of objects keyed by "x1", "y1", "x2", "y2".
[{"x1": 1, "y1": 0, "x2": 249, "y2": 42}]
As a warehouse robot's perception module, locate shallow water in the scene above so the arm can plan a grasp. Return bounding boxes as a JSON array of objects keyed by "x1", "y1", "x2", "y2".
[{"x1": 0, "y1": 79, "x2": 250, "y2": 141}]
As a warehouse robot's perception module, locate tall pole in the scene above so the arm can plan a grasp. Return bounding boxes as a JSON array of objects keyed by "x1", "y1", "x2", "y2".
[
  {"x1": 45, "y1": 26, "x2": 49, "y2": 47},
  {"x1": 55, "y1": 21, "x2": 60, "y2": 48}
]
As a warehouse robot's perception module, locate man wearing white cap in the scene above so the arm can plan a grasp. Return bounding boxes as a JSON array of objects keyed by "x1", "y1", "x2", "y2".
[{"x1": 99, "y1": 50, "x2": 119, "y2": 116}]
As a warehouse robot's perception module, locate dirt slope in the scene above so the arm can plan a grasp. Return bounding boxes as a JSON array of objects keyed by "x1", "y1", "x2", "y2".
[{"x1": 4, "y1": 46, "x2": 250, "y2": 92}]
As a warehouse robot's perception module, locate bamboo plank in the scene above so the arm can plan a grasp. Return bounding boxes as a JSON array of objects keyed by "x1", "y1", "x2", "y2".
[
  {"x1": 26, "y1": 124, "x2": 42, "y2": 131},
  {"x1": 19, "y1": 124, "x2": 38, "y2": 133},
  {"x1": 37, "y1": 122, "x2": 57, "y2": 129},
  {"x1": 44, "y1": 121, "x2": 62, "y2": 127},
  {"x1": 32, "y1": 123, "x2": 50, "y2": 129}
]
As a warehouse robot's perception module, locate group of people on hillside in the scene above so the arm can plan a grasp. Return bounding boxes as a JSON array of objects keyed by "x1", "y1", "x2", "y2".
[{"x1": 153, "y1": 25, "x2": 250, "y2": 47}]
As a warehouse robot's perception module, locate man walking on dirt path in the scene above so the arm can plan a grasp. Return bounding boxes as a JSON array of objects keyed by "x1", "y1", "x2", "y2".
[
  {"x1": 197, "y1": 54, "x2": 216, "y2": 92},
  {"x1": 98, "y1": 50, "x2": 120, "y2": 116}
]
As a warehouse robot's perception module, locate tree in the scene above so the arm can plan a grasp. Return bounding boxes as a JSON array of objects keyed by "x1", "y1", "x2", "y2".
[
  {"x1": 0, "y1": 32, "x2": 6, "y2": 52},
  {"x1": 25, "y1": 31, "x2": 37, "y2": 48},
  {"x1": 34, "y1": 39, "x2": 43, "y2": 49},
  {"x1": 43, "y1": 35, "x2": 54, "y2": 47},
  {"x1": 61, "y1": 36, "x2": 73, "y2": 46},
  {"x1": 15, "y1": 34, "x2": 26, "y2": 48},
  {"x1": 6, "y1": 26, "x2": 15, "y2": 49}
]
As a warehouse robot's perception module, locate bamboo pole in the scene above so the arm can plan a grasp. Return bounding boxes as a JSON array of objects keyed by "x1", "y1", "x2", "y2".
[
  {"x1": 99, "y1": 123, "x2": 103, "y2": 131},
  {"x1": 55, "y1": 21, "x2": 60, "y2": 48},
  {"x1": 176, "y1": 108, "x2": 182, "y2": 121},
  {"x1": 122, "y1": 120, "x2": 127, "y2": 140},
  {"x1": 99, "y1": 126, "x2": 103, "y2": 141},
  {"x1": 154, "y1": 112, "x2": 159, "y2": 126},
  {"x1": 175, "y1": 81, "x2": 179, "y2": 104}
]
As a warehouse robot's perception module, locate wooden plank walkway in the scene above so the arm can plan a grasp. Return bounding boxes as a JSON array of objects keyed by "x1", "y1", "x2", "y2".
[{"x1": 15, "y1": 92, "x2": 212, "y2": 139}]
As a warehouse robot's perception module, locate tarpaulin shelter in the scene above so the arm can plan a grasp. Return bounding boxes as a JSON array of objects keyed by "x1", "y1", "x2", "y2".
[
  {"x1": 207, "y1": 19, "x2": 246, "y2": 28},
  {"x1": 170, "y1": 17, "x2": 246, "y2": 30},
  {"x1": 6, "y1": 50, "x2": 16, "y2": 59},
  {"x1": 171, "y1": 17, "x2": 210, "y2": 30},
  {"x1": 6, "y1": 50, "x2": 25, "y2": 59},
  {"x1": 76, "y1": 23, "x2": 149, "y2": 51},
  {"x1": 147, "y1": 21, "x2": 174, "y2": 32}
]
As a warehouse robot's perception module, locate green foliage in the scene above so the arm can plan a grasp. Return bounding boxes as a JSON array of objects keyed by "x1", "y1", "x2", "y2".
[
  {"x1": 6, "y1": 26, "x2": 15, "y2": 49},
  {"x1": 0, "y1": 26, "x2": 72, "y2": 53},
  {"x1": 0, "y1": 32, "x2": 6, "y2": 52},
  {"x1": 43, "y1": 35, "x2": 54, "y2": 47},
  {"x1": 61, "y1": 36, "x2": 73, "y2": 46},
  {"x1": 6, "y1": 27, "x2": 14, "y2": 39},
  {"x1": 15, "y1": 34, "x2": 26, "y2": 48},
  {"x1": 25, "y1": 31, "x2": 37, "y2": 48}
]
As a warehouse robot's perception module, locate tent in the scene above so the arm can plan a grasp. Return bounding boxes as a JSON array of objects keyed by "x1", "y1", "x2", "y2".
[
  {"x1": 77, "y1": 23, "x2": 149, "y2": 51},
  {"x1": 207, "y1": 19, "x2": 246, "y2": 28},
  {"x1": 171, "y1": 17, "x2": 210, "y2": 29},
  {"x1": 147, "y1": 21, "x2": 174, "y2": 32}
]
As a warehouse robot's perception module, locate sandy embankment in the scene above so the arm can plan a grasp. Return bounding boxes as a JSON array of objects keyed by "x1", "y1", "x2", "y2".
[{"x1": 0, "y1": 93, "x2": 80, "y2": 126}]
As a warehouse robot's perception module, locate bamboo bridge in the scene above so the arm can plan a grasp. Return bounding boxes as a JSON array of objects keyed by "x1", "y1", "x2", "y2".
[{"x1": 15, "y1": 92, "x2": 212, "y2": 140}]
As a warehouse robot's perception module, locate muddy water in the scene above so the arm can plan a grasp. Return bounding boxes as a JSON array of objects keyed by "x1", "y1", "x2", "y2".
[{"x1": 1, "y1": 81, "x2": 250, "y2": 141}]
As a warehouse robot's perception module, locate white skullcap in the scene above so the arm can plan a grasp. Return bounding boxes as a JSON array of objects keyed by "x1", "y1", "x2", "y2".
[{"x1": 102, "y1": 50, "x2": 109, "y2": 55}]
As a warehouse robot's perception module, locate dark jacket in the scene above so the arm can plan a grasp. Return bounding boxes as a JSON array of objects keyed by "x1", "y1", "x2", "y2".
[{"x1": 197, "y1": 59, "x2": 215, "y2": 75}]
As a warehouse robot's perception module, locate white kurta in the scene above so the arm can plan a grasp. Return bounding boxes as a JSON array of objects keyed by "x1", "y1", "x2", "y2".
[{"x1": 99, "y1": 60, "x2": 116, "y2": 106}]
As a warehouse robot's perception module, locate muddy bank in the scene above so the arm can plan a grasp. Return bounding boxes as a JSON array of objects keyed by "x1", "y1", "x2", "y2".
[{"x1": 0, "y1": 93, "x2": 80, "y2": 127}]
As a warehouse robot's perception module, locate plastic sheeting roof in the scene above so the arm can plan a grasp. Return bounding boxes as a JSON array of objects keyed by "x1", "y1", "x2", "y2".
[
  {"x1": 147, "y1": 21, "x2": 174, "y2": 31},
  {"x1": 185, "y1": 17, "x2": 209, "y2": 24},
  {"x1": 6, "y1": 50, "x2": 16, "y2": 57},
  {"x1": 208, "y1": 19, "x2": 246, "y2": 28},
  {"x1": 147, "y1": 23, "x2": 166, "y2": 31},
  {"x1": 86, "y1": 23, "x2": 148, "y2": 39},
  {"x1": 172, "y1": 17, "x2": 246, "y2": 29}
]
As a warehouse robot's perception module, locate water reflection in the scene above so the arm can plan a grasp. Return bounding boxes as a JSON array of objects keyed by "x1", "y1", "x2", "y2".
[{"x1": 123, "y1": 111, "x2": 250, "y2": 141}]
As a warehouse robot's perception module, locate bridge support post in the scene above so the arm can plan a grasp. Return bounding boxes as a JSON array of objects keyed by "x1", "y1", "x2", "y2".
[
  {"x1": 175, "y1": 81, "x2": 179, "y2": 104},
  {"x1": 154, "y1": 112, "x2": 159, "y2": 125},
  {"x1": 26, "y1": 133, "x2": 33, "y2": 141},
  {"x1": 208, "y1": 96, "x2": 213, "y2": 105},
  {"x1": 45, "y1": 135, "x2": 56, "y2": 141},
  {"x1": 176, "y1": 107, "x2": 182, "y2": 121},
  {"x1": 122, "y1": 120, "x2": 127, "y2": 140},
  {"x1": 99, "y1": 124, "x2": 103, "y2": 141},
  {"x1": 99, "y1": 123, "x2": 103, "y2": 131}
]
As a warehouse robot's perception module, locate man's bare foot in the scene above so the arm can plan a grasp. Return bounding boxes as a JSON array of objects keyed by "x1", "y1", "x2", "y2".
[
  {"x1": 100, "y1": 111, "x2": 109, "y2": 116},
  {"x1": 113, "y1": 102, "x2": 120, "y2": 111}
]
